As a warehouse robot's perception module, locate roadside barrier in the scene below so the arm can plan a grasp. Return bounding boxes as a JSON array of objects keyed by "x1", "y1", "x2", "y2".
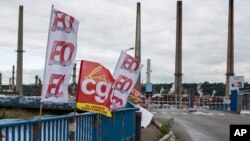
[{"x1": 0, "y1": 103, "x2": 137, "y2": 141}]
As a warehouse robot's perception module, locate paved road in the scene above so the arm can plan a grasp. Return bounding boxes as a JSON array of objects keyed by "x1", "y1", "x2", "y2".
[{"x1": 151, "y1": 108, "x2": 250, "y2": 141}]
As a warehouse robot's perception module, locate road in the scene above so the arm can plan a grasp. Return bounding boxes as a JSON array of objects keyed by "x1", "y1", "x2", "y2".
[{"x1": 151, "y1": 108, "x2": 250, "y2": 141}]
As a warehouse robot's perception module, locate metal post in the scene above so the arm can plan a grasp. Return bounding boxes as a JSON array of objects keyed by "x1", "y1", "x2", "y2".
[
  {"x1": 135, "y1": 111, "x2": 142, "y2": 141},
  {"x1": 69, "y1": 118, "x2": 76, "y2": 141}
]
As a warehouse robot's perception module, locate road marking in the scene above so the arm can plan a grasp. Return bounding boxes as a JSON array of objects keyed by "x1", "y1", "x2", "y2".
[
  {"x1": 193, "y1": 112, "x2": 215, "y2": 116},
  {"x1": 217, "y1": 113, "x2": 225, "y2": 116},
  {"x1": 182, "y1": 113, "x2": 188, "y2": 114},
  {"x1": 161, "y1": 112, "x2": 168, "y2": 114}
]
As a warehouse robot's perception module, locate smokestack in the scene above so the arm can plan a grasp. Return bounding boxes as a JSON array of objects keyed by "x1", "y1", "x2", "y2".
[
  {"x1": 16, "y1": 5, "x2": 24, "y2": 96},
  {"x1": 174, "y1": 1, "x2": 183, "y2": 101},
  {"x1": 0, "y1": 73, "x2": 2, "y2": 92},
  {"x1": 146, "y1": 59, "x2": 151, "y2": 83},
  {"x1": 72, "y1": 63, "x2": 77, "y2": 95},
  {"x1": 12, "y1": 65, "x2": 15, "y2": 91},
  {"x1": 9, "y1": 78, "x2": 12, "y2": 90},
  {"x1": 225, "y1": 0, "x2": 234, "y2": 98},
  {"x1": 135, "y1": 2, "x2": 141, "y2": 89}
]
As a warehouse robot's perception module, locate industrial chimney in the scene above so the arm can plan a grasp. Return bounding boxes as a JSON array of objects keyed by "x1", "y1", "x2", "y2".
[
  {"x1": 16, "y1": 5, "x2": 24, "y2": 96},
  {"x1": 9, "y1": 78, "x2": 12, "y2": 90},
  {"x1": 12, "y1": 65, "x2": 15, "y2": 91},
  {"x1": 225, "y1": 0, "x2": 234, "y2": 99},
  {"x1": 72, "y1": 63, "x2": 77, "y2": 95},
  {"x1": 0, "y1": 73, "x2": 2, "y2": 92},
  {"x1": 174, "y1": 1, "x2": 183, "y2": 106},
  {"x1": 146, "y1": 59, "x2": 151, "y2": 83},
  {"x1": 135, "y1": 2, "x2": 141, "y2": 89}
]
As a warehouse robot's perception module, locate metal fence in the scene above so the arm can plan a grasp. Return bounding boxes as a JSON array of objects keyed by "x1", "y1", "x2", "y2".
[
  {"x1": 0, "y1": 104, "x2": 137, "y2": 141},
  {"x1": 149, "y1": 95, "x2": 230, "y2": 111}
]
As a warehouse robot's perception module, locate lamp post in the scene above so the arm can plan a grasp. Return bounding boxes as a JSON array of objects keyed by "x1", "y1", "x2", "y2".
[{"x1": 125, "y1": 47, "x2": 134, "y2": 52}]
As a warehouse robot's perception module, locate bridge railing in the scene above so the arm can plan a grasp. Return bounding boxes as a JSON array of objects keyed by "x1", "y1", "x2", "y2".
[{"x1": 0, "y1": 103, "x2": 137, "y2": 141}]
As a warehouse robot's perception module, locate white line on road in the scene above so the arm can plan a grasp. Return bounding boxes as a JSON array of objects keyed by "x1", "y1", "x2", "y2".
[{"x1": 217, "y1": 113, "x2": 225, "y2": 116}]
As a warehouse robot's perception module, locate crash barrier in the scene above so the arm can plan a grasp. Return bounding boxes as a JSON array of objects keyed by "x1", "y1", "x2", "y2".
[
  {"x1": 0, "y1": 103, "x2": 137, "y2": 141},
  {"x1": 149, "y1": 95, "x2": 230, "y2": 111}
]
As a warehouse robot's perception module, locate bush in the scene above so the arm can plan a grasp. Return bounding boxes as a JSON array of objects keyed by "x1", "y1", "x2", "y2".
[
  {"x1": 0, "y1": 109, "x2": 39, "y2": 119},
  {"x1": 158, "y1": 118, "x2": 174, "y2": 139},
  {"x1": 0, "y1": 111, "x2": 7, "y2": 119}
]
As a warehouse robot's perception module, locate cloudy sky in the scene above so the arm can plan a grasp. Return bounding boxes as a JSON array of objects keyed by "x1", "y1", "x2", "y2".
[{"x1": 0, "y1": 0, "x2": 250, "y2": 85}]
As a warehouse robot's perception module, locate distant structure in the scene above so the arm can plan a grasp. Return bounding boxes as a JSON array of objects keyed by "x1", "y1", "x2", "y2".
[
  {"x1": 72, "y1": 63, "x2": 77, "y2": 95},
  {"x1": 135, "y1": 2, "x2": 141, "y2": 89},
  {"x1": 146, "y1": 59, "x2": 151, "y2": 83},
  {"x1": 12, "y1": 65, "x2": 15, "y2": 91},
  {"x1": 0, "y1": 73, "x2": 2, "y2": 92},
  {"x1": 35, "y1": 75, "x2": 39, "y2": 96},
  {"x1": 225, "y1": 0, "x2": 234, "y2": 99},
  {"x1": 16, "y1": 5, "x2": 24, "y2": 96},
  {"x1": 145, "y1": 59, "x2": 153, "y2": 95},
  {"x1": 174, "y1": 1, "x2": 183, "y2": 103},
  {"x1": 9, "y1": 78, "x2": 12, "y2": 90}
]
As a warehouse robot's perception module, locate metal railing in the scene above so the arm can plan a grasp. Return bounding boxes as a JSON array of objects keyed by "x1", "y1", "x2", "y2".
[{"x1": 0, "y1": 103, "x2": 137, "y2": 141}]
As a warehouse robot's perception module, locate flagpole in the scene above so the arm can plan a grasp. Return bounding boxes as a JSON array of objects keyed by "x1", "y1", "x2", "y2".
[
  {"x1": 35, "y1": 5, "x2": 54, "y2": 140},
  {"x1": 39, "y1": 4, "x2": 54, "y2": 118}
]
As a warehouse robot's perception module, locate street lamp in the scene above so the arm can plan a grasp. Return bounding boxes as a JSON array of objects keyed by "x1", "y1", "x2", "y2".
[{"x1": 125, "y1": 47, "x2": 134, "y2": 52}]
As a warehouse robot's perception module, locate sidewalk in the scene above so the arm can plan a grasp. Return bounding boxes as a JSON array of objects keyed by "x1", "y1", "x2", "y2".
[
  {"x1": 141, "y1": 116, "x2": 173, "y2": 141},
  {"x1": 141, "y1": 122, "x2": 159, "y2": 141}
]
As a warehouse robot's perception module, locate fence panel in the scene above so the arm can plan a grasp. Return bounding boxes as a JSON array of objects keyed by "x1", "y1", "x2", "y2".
[{"x1": 0, "y1": 103, "x2": 137, "y2": 141}]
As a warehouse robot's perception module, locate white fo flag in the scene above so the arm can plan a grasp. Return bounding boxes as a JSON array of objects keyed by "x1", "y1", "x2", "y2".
[
  {"x1": 111, "y1": 51, "x2": 143, "y2": 110},
  {"x1": 41, "y1": 7, "x2": 79, "y2": 103}
]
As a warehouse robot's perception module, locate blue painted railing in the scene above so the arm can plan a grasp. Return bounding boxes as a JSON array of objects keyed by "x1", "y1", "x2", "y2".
[{"x1": 0, "y1": 103, "x2": 137, "y2": 141}]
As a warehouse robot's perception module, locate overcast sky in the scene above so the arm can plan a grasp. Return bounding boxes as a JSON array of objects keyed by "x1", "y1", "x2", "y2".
[{"x1": 0, "y1": 0, "x2": 250, "y2": 85}]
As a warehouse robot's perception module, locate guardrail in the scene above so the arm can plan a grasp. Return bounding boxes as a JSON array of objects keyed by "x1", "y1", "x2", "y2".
[{"x1": 0, "y1": 103, "x2": 137, "y2": 141}]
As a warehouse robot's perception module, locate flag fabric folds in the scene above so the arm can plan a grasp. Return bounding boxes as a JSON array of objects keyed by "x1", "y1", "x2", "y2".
[
  {"x1": 111, "y1": 51, "x2": 143, "y2": 110},
  {"x1": 76, "y1": 60, "x2": 114, "y2": 117},
  {"x1": 41, "y1": 7, "x2": 79, "y2": 103}
]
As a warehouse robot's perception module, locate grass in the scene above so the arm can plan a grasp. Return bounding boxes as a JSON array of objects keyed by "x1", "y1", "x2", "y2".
[
  {"x1": 157, "y1": 118, "x2": 174, "y2": 139},
  {"x1": 0, "y1": 108, "x2": 39, "y2": 119}
]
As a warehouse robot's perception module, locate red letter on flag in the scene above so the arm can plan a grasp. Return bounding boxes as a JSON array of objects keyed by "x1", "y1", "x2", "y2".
[
  {"x1": 51, "y1": 11, "x2": 75, "y2": 33},
  {"x1": 45, "y1": 74, "x2": 65, "y2": 98},
  {"x1": 49, "y1": 40, "x2": 75, "y2": 66}
]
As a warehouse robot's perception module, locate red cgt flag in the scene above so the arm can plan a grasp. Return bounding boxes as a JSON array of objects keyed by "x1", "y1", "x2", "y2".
[
  {"x1": 129, "y1": 87, "x2": 141, "y2": 103},
  {"x1": 76, "y1": 60, "x2": 115, "y2": 117}
]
